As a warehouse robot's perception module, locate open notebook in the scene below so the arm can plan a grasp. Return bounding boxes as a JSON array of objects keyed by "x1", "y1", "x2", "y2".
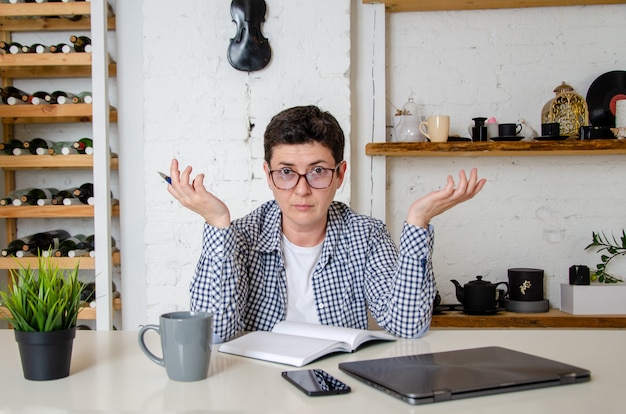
[{"x1": 339, "y1": 346, "x2": 590, "y2": 405}]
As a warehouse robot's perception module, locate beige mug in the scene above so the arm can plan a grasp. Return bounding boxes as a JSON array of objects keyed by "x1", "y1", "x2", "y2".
[{"x1": 419, "y1": 115, "x2": 450, "y2": 142}]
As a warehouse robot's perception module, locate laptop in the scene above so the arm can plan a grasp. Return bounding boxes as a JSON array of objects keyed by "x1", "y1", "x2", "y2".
[{"x1": 338, "y1": 346, "x2": 590, "y2": 405}]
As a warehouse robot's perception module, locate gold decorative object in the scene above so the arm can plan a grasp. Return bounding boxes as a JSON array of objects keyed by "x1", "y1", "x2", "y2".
[{"x1": 541, "y1": 82, "x2": 589, "y2": 137}]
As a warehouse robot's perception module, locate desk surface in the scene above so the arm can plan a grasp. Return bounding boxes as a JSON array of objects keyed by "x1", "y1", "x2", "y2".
[{"x1": 0, "y1": 329, "x2": 624, "y2": 413}]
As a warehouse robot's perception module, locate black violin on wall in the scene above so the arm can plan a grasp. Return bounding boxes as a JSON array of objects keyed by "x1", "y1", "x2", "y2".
[{"x1": 228, "y1": 0, "x2": 272, "y2": 72}]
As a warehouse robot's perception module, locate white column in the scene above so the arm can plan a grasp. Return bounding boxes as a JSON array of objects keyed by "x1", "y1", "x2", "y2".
[
  {"x1": 91, "y1": 0, "x2": 113, "y2": 330},
  {"x1": 352, "y1": 1, "x2": 386, "y2": 221}
]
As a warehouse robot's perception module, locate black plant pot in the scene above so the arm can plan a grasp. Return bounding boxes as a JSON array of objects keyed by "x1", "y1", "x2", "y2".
[{"x1": 14, "y1": 327, "x2": 77, "y2": 381}]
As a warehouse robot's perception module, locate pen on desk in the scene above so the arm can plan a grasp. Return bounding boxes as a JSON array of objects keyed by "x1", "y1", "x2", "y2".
[{"x1": 158, "y1": 171, "x2": 171, "y2": 184}]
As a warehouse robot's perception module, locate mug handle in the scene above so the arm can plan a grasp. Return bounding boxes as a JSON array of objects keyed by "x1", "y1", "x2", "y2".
[
  {"x1": 138, "y1": 324, "x2": 165, "y2": 367},
  {"x1": 516, "y1": 124, "x2": 522, "y2": 135},
  {"x1": 419, "y1": 121, "x2": 430, "y2": 139},
  {"x1": 495, "y1": 281, "x2": 509, "y2": 298}
]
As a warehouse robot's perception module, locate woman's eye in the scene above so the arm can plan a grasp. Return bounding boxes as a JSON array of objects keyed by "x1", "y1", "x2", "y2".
[
  {"x1": 310, "y1": 167, "x2": 325, "y2": 175},
  {"x1": 280, "y1": 168, "x2": 294, "y2": 176}
]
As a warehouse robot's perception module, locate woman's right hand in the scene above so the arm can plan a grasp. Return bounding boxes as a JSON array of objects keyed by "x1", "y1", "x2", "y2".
[{"x1": 167, "y1": 158, "x2": 231, "y2": 228}]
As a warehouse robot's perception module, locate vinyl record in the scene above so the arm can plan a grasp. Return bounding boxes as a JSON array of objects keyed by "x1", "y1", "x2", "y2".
[{"x1": 586, "y1": 70, "x2": 626, "y2": 126}]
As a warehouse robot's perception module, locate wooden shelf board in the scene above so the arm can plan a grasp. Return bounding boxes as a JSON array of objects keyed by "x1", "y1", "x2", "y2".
[
  {"x1": 0, "y1": 16, "x2": 115, "y2": 31},
  {"x1": 78, "y1": 297, "x2": 122, "y2": 320},
  {"x1": 0, "y1": 3, "x2": 92, "y2": 18},
  {"x1": 365, "y1": 140, "x2": 626, "y2": 157},
  {"x1": 0, "y1": 251, "x2": 120, "y2": 270},
  {"x1": 1, "y1": 298, "x2": 122, "y2": 321},
  {"x1": 0, "y1": 154, "x2": 118, "y2": 169},
  {"x1": 0, "y1": 204, "x2": 119, "y2": 219},
  {"x1": 0, "y1": 104, "x2": 118, "y2": 124},
  {"x1": 366, "y1": 0, "x2": 626, "y2": 12},
  {"x1": 431, "y1": 308, "x2": 626, "y2": 328},
  {"x1": 1, "y1": 52, "x2": 93, "y2": 67},
  {"x1": 0, "y1": 63, "x2": 116, "y2": 78}
]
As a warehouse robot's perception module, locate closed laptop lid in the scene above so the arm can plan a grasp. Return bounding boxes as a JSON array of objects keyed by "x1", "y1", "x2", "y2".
[{"x1": 338, "y1": 346, "x2": 590, "y2": 405}]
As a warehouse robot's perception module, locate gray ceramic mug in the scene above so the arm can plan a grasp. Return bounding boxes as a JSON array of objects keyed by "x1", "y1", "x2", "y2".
[{"x1": 138, "y1": 311, "x2": 213, "y2": 381}]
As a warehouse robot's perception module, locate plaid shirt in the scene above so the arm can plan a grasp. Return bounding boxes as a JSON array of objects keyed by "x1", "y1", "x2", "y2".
[{"x1": 190, "y1": 201, "x2": 436, "y2": 342}]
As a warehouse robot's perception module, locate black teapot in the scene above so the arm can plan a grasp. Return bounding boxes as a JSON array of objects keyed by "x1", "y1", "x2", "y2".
[{"x1": 451, "y1": 276, "x2": 508, "y2": 315}]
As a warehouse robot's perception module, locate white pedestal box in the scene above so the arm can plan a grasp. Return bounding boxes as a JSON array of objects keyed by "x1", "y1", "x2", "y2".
[{"x1": 560, "y1": 283, "x2": 626, "y2": 315}]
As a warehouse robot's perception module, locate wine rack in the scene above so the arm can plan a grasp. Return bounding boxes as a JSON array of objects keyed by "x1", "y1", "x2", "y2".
[{"x1": 0, "y1": 1, "x2": 119, "y2": 327}]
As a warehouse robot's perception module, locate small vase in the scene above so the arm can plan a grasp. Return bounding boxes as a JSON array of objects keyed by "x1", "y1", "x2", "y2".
[{"x1": 14, "y1": 327, "x2": 77, "y2": 381}]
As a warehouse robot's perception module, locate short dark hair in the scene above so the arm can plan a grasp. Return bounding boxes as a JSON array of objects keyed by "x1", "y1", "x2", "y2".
[{"x1": 264, "y1": 105, "x2": 345, "y2": 164}]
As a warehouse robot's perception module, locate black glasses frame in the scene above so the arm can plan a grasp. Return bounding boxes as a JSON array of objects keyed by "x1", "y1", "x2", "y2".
[{"x1": 268, "y1": 164, "x2": 341, "y2": 190}]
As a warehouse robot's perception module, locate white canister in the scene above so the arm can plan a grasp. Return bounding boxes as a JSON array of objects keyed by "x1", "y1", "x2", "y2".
[{"x1": 615, "y1": 99, "x2": 626, "y2": 128}]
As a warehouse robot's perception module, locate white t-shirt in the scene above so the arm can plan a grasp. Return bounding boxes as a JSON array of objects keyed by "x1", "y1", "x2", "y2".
[{"x1": 282, "y1": 234, "x2": 323, "y2": 324}]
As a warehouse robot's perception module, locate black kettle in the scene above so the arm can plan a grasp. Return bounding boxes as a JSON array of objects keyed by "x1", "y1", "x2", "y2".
[{"x1": 451, "y1": 276, "x2": 508, "y2": 314}]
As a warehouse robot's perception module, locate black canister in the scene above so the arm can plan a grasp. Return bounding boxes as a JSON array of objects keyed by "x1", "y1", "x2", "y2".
[{"x1": 507, "y1": 268, "x2": 544, "y2": 301}]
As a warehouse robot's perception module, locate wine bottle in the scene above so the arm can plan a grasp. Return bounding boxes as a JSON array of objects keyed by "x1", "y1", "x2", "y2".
[
  {"x1": 73, "y1": 182, "x2": 93, "y2": 204},
  {"x1": 24, "y1": 138, "x2": 54, "y2": 155},
  {"x1": 56, "y1": 92, "x2": 79, "y2": 105},
  {"x1": 30, "y1": 91, "x2": 52, "y2": 105},
  {"x1": 51, "y1": 187, "x2": 78, "y2": 205},
  {"x1": 23, "y1": 43, "x2": 49, "y2": 54},
  {"x1": 70, "y1": 35, "x2": 92, "y2": 53},
  {"x1": 0, "y1": 188, "x2": 33, "y2": 206},
  {"x1": 21, "y1": 229, "x2": 71, "y2": 254},
  {"x1": 20, "y1": 187, "x2": 59, "y2": 206},
  {"x1": 1, "y1": 236, "x2": 32, "y2": 257},
  {"x1": 51, "y1": 141, "x2": 77, "y2": 155},
  {"x1": 77, "y1": 91, "x2": 93, "y2": 104},
  {"x1": 88, "y1": 235, "x2": 117, "y2": 257},
  {"x1": 54, "y1": 234, "x2": 87, "y2": 257},
  {"x1": 0, "y1": 139, "x2": 26, "y2": 155},
  {"x1": 72, "y1": 138, "x2": 93, "y2": 155},
  {"x1": 50, "y1": 90, "x2": 70, "y2": 104},
  {"x1": 49, "y1": 43, "x2": 72, "y2": 54},
  {"x1": 0, "y1": 86, "x2": 30, "y2": 104},
  {"x1": 0, "y1": 41, "x2": 24, "y2": 54}
]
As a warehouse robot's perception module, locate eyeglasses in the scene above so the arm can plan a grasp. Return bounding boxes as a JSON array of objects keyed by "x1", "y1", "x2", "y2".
[{"x1": 269, "y1": 164, "x2": 341, "y2": 190}]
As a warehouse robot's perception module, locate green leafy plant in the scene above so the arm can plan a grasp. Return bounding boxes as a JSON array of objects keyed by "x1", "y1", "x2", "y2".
[
  {"x1": 0, "y1": 255, "x2": 83, "y2": 332},
  {"x1": 585, "y1": 230, "x2": 626, "y2": 283}
]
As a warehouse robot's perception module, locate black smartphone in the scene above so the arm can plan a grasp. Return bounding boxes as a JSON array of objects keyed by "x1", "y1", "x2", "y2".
[{"x1": 282, "y1": 369, "x2": 351, "y2": 396}]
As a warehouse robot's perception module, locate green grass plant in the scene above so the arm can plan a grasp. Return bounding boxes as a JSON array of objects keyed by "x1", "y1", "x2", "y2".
[{"x1": 0, "y1": 255, "x2": 83, "y2": 332}]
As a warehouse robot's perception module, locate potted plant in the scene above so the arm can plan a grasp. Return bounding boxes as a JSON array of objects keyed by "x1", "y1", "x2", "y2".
[
  {"x1": 0, "y1": 255, "x2": 83, "y2": 380},
  {"x1": 585, "y1": 230, "x2": 625, "y2": 283}
]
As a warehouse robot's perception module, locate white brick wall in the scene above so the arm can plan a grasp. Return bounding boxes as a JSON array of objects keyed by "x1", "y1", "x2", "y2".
[
  {"x1": 142, "y1": 0, "x2": 351, "y2": 322},
  {"x1": 135, "y1": 2, "x2": 626, "y2": 325},
  {"x1": 384, "y1": 6, "x2": 626, "y2": 306}
]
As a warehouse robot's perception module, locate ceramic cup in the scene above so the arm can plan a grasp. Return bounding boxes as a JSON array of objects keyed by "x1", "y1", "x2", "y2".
[
  {"x1": 419, "y1": 115, "x2": 450, "y2": 142},
  {"x1": 498, "y1": 123, "x2": 522, "y2": 137},
  {"x1": 541, "y1": 122, "x2": 560, "y2": 137},
  {"x1": 138, "y1": 311, "x2": 213, "y2": 382}
]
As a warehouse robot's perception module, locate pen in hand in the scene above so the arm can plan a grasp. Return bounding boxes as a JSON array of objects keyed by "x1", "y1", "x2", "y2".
[{"x1": 157, "y1": 171, "x2": 171, "y2": 184}]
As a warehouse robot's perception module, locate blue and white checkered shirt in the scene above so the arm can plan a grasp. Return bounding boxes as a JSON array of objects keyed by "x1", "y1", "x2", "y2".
[{"x1": 190, "y1": 201, "x2": 436, "y2": 342}]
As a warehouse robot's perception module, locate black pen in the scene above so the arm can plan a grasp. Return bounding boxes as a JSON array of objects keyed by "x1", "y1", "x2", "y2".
[{"x1": 157, "y1": 171, "x2": 171, "y2": 184}]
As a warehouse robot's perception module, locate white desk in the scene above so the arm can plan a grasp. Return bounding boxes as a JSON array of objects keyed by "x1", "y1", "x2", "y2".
[{"x1": 0, "y1": 329, "x2": 624, "y2": 413}]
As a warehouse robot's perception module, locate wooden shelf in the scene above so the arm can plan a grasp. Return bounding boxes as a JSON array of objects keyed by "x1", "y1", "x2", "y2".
[
  {"x1": 77, "y1": 297, "x2": 122, "y2": 320},
  {"x1": 0, "y1": 103, "x2": 118, "y2": 124},
  {"x1": 0, "y1": 250, "x2": 120, "y2": 270},
  {"x1": 431, "y1": 308, "x2": 626, "y2": 328},
  {"x1": 0, "y1": 2, "x2": 92, "y2": 17},
  {"x1": 367, "y1": 0, "x2": 626, "y2": 13},
  {"x1": 0, "y1": 53, "x2": 117, "y2": 78},
  {"x1": 0, "y1": 154, "x2": 118, "y2": 169},
  {"x1": 0, "y1": 204, "x2": 119, "y2": 219},
  {"x1": 365, "y1": 139, "x2": 626, "y2": 157},
  {"x1": 1, "y1": 297, "x2": 122, "y2": 321}
]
